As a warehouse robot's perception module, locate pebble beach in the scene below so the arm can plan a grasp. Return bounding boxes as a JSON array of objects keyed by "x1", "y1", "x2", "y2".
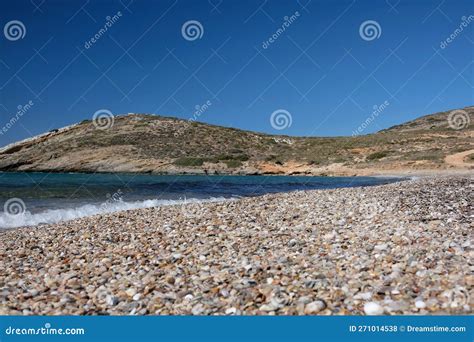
[{"x1": 0, "y1": 176, "x2": 472, "y2": 315}]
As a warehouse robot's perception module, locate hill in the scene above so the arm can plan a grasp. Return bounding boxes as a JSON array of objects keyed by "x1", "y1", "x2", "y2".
[{"x1": 0, "y1": 106, "x2": 472, "y2": 176}]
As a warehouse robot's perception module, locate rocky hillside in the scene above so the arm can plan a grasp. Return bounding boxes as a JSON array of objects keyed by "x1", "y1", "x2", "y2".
[{"x1": 0, "y1": 106, "x2": 472, "y2": 176}]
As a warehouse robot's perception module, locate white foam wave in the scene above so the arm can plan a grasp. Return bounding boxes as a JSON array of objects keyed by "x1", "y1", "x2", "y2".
[{"x1": 0, "y1": 197, "x2": 228, "y2": 229}]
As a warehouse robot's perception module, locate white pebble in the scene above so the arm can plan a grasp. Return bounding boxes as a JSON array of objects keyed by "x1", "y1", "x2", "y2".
[
  {"x1": 415, "y1": 300, "x2": 426, "y2": 309},
  {"x1": 225, "y1": 307, "x2": 237, "y2": 315},
  {"x1": 354, "y1": 292, "x2": 372, "y2": 300},
  {"x1": 364, "y1": 302, "x2": 384, "y2": 315},
  {"x1": 106, "y1": 295, "x2": 119, "y2": 306},
  {"x1": 374, "y1": 243, "x2": 388, "y2": 251},
  {"x1": 288, "y1": 239, "x2": 298, "y2": 247},
  {"x1": 172, "y1": 253, "x2": 182, "y2": 260},
  {"x1": 304, "y1": 300, "x2": 326, "y2": 314}
]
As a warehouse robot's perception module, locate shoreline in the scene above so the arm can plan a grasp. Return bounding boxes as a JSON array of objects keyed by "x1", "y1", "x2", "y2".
[
  {"x1": 0, "y1": 174, "x2": 405, "y2": 230},
  {"x1": 0, "y1": 166, "x2": 472, "y2": 178},
  {"x1": 0, "y1": 176, "x2": 472, "y2": 315}
]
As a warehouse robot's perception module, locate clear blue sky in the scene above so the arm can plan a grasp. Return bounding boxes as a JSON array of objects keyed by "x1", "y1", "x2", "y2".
[{"x1": 0, "y1": 0, "x2": 473, "y2": 146}]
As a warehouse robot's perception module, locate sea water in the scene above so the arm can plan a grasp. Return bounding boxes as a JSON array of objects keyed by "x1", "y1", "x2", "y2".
[{"x1": 0, "y1": 172, "x2": 402, "y2": 228}]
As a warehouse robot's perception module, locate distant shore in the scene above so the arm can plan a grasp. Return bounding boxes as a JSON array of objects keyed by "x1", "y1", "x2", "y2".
[
  {"x1": 0, "y1": 167, "x2": 471, "y2": 178},
  {"x1": 0, "y1": 176, "x2": 471, "y2": 315},
  {"x1": 0, "y1": 108, "x2": 472, "y2": 178}
]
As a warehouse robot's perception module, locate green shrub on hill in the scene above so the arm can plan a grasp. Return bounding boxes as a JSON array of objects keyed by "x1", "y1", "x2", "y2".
[
  {"x1": 366, "y1": 151, "x2": 389, "y2": 160},
  {"x1": 225, "y1": 160, "x2": 242, "y2": 168}
]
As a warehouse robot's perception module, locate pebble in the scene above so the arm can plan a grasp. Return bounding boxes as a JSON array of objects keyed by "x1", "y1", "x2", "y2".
[
  {"x1": 304, "y1": 300, "x2": 327, "y2": 314},
  {"x1": 106, "y1": 295, "x2": 119, "y2": 306},
  {"x1": 364, "y1": 302, "x2": 384, "y2": 315},
  {"x1": 288, "y1": 239, "x2": 298, "y2": 247},
  {"x1": 259, "y1": 303, "x2": 279, "y2": 312},
  {"x1": 125, "y1": 289, "x2": 136, "y2": 298},
  {"x1": 0, "y1": 177, "x2": 471, "y2": 316},
  {"x1": 192, "y1": 303, "x2": 205, "y2": 315},
  {"x1": 415, "y1": 300, "x2": 426, "y2": 309},
  {"x1": 225, "y1": 307, "x2": 237, "y2": 315},
  {"x1": 374, "y1": 243, "x2": 388, "y2": 251}
]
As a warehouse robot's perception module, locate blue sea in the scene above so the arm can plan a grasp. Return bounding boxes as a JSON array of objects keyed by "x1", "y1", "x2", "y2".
[{"x1": 0, "y1": 172, "x2": 402, "y2": 228}]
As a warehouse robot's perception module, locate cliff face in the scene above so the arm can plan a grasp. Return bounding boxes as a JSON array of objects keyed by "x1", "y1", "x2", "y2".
[{"x1": 0, "y1": 107, "x2": 472, "y2": 176}]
